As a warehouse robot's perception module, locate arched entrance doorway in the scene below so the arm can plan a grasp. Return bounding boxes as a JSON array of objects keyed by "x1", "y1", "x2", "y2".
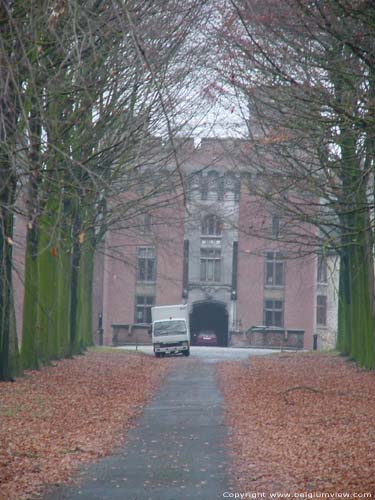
[{"x1": 190, "y1": 301, "x2": 229, "y2": 347}]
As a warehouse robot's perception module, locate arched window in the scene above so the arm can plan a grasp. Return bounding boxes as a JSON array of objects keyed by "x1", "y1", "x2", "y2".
[{"x1": 201, "y1": 214, "x2": 222, "y2": 236}]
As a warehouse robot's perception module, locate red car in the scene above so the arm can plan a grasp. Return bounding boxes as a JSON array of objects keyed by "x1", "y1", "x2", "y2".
[{"x1": 196, "y1": 331, "x2": 218, "y2": 346}]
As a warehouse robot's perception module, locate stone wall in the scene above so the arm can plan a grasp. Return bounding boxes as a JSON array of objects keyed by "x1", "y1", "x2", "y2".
[
  {"x1": 232, "y1": 327, "x2": 305, "y2": 349},
  {"x1": 112, "y1": 324, "x2": 152, "y2": 346}
]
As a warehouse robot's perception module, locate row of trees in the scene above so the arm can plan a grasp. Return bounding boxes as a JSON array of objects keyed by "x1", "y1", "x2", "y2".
[
  {"x1": 0, "y1": 0, "x2": 207, "y2": 381},
  {"x1": 212, "y1": 0, "x2": 375, "y2": 368},
  {"x1": 1, "y1": 0, "x2": 374, "y2": 378}
]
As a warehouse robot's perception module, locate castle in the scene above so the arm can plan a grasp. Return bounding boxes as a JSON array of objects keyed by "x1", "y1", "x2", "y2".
[{"x1": 93, "y1": 137, "x2": 339, "y2": 350}]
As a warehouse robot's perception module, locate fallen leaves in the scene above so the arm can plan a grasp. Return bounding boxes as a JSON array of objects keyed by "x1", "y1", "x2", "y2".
[
  {"x1": 0, "y1": 351, "x2": 173, "y2": 500},
  {"x1": 218, "y1": 353, "x2": 375, "y2": 496}
]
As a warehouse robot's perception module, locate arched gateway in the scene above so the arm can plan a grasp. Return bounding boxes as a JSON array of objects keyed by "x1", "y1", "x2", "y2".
[{"x1": 190, "y1": 301, "x2": 229, "y2": 347}]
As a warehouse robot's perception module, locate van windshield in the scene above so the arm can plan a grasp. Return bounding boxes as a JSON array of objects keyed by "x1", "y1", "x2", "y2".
[{"x1": 154, "y1": 320, "x2": 187, "y2": 337}]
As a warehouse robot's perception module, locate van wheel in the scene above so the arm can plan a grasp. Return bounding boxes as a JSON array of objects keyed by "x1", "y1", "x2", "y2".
[
  {"x1": 183, "y1": 349, "x2": 190, "y2": 357},
  {"x1": 155, "y1": 352, "x2": 161, "y2": 358}
]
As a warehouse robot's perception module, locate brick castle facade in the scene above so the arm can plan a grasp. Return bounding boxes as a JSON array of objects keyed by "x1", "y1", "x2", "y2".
[{"x1": 94, "y1": 138, "x2": 338, "y2": 350}]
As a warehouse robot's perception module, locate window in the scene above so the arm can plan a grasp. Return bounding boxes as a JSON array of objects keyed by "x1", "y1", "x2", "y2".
[
  {"x1": 135, "y1": 295, "x2": 154, "y2": 323},
  {"x1": 317, "y1": 255, "x2": 327, "y2": 284},
  {"x1": 201, "y1": 214, "x2": 222, "y2": 236},
  {"x1": 218, "y1": 177, "x2": 224, "y2": 201},
  {"x1": 136, "y1": 181, "x2": 145, "y2": 195},
  {"x1": 200, "y1": 248, "x2": 221, "y2": 282},
  {"x1": 154, "y1": 320, "x2": 187, "y2": 337},
  {"x1": 201, "y1": 178, "x2": 208, "y2": 200},
  {"x1": 234, "y1": 179, "x2": 241, "y2": 201},
  {"x1": 265, "y1": 252, "x2": 284, "y2": 286},
  {"x1": 137, "y1": 247, "x2": 156, "y2": 282},
  {"x1": 142, "y1": 214, "x2": 152, "y2": 233},
  {"x1": 264, "y1": 300, "x2": 284, "y2": 327},
  {"x1": 271, "y1": 215, "x2": 280, "y2": 237},
  {"x1": 317, "y1": 295, "x2": 327, "y2": 326}
]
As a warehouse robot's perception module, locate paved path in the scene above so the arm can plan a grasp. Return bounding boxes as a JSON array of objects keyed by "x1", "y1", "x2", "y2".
[
  {"x1": 118, "y1": 344, "x2": 277, "y2": 361},
  {"x1": 43, "y1": 359, "x2": 232, "y2": 500}
]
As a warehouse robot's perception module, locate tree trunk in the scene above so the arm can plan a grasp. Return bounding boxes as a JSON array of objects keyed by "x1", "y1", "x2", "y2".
[
  {"x1": 336, "y1": 152, "x2": 375, "y2": 368},
  {"x1": 36, "y1": 198, "x2": 61, "y2": 363},
  {"x1": 69, "y1": 209, "x2": 82, "y2": 355},
  {"x1": 21, "y1": 89, "x2": 43, "y2": 368},
  {"x1": 56, "y1": 218, "x2": 72, "y2": 358},
  {"x1": 0, "y1": 1, "x2": 19, "y2": 380},
  {"x1": 0, "y1": 177, "x2": 17, "y2": 381},
  {"x1": 76, "y1": 236, "x2": 95, "y2": 349},
  {"x1": 21, "y1": 224, "x2": 40, "y2": 369}
]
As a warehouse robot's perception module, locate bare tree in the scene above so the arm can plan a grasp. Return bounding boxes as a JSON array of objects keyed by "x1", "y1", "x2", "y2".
[
  {"x1": 0, "y1": 0, "x2": 207, "y2": 379},
  {"x1": 212, "y1": 0, "x2": 375, "y2": 367}
]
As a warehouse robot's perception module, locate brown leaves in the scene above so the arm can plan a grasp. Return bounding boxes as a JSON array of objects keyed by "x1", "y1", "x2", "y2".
[
  {"x1": 218, "y1": 353, "x2": 375, "y2": 495},
  {"x1": 0, "y1": 351, "x2": 173, "y2": 500}
]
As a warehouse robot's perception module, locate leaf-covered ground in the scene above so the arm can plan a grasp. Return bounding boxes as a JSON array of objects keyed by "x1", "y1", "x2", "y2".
[
  {"x1": 218, "y1": 353, "x2": 375, "y2": 496},
  {"x1": 0, "y1": 350, "x2": 173, "y2": 500}
]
